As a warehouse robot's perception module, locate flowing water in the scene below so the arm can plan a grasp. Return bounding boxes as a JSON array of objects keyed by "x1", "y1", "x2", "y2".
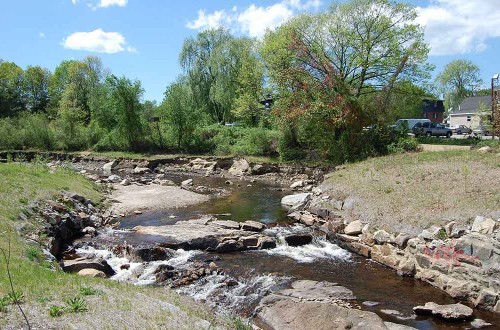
[{"x1": 79, "y1": 173, "x2": 500, "y2": 330}]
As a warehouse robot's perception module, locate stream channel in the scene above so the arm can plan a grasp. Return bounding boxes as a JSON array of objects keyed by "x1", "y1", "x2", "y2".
[{"x1": 76, "y1": 172, "x2": 500, "y2": 330}]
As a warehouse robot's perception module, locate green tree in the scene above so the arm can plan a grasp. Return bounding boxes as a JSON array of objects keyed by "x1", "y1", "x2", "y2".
[
  {"x1": 436, "y1": 59, "x2": 482, "y2": 110},
  {"x1": 180, "y1": 28, "x2": 264, "y2": 125},
  {"x1": 0, "y1": 60, "x2": 25, "y2": 116},
  {"x1": 105, "y1": 75, "x2": 145, "y2": 150},
  {"x1": 22, "y1": 66, "x2": 51, "y2": 112},
  {"x1": 161, "y1": 77, "x2": 201, "y2": 149},
  {"x1": 260, "y1": 0, "x2": 430, "y2": 157}
]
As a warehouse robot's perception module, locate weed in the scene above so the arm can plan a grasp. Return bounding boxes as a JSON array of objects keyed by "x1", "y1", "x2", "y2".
[
  {"x1": 48, "y1": 305, "x2": 64, "y2": 317},
  {"x1": 19, "y1": 197, "x2": 28, "y2": 204},
  {"x1": 0, "y1": 296, "x2": 9, "y2": 312},
  {"x1": 7, "y1": 291, "x2": 25, "y2": 304},
  {"x1": 438, "y1": 228, "x2": 447, "y2": 240},
  {"x1": 228, "y1": 317, "x2": 252, "y2": 330},
  {"x1": 79, "y1": 287, "x2": 101, "y2": 296},
  {"x1": 65, "y1": 297, "x2": 87, "y2": 313},
  {"x1": 26, "y1": 246, "x2": 42, "y2": 262}
]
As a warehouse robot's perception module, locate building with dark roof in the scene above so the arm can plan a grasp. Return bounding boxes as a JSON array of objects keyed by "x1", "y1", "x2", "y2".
[
  {"x1": 422, "y1": 99, "x2": 445, "y2": 123},
  {"x1": 449, "y1": 96, "x2": 491, "y2": 129}
]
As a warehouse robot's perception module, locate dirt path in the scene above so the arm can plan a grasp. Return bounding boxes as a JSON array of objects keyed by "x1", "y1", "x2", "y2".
[{"x1": 109, "y1": 184, "x2": 209, "y2": 214}]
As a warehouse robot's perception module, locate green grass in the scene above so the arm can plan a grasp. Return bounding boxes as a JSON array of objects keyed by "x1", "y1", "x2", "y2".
[{"x1": 322, "y1": 150, "x2": 500, "y2": 235}]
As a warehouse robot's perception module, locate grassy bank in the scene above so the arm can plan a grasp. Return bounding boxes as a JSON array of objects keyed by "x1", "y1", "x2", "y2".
[
  {"x1": 322, "y1": 150, "x2": 500, "y2": 235},
  {"x1": 0, "y1": 162, "x2": 245, "y2": 329}
]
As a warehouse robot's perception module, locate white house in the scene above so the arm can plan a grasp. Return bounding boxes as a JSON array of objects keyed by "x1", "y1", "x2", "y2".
[{"x1": 448, "y1": 96, "x2": 491, "y2": 129}]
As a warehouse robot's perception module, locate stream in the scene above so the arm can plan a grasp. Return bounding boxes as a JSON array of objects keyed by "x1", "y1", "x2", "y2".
[{"x1": 76, "y1": 172, "x2": 500, "y2": 330}]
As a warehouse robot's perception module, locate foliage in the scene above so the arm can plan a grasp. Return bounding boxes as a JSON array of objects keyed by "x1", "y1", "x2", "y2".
[
  {"x1": 65, "y1": 297, "x2": 87, "y2": 313},
  {"x1": 79, "y1": 287, "x2": 101, "y2": 296},
  {"x1": 387, "y1": 137, "x2": 419, "y2": 153},
  {"x1": 436, "y1": 59, "x2": 482, "y2": 110},
  {"x1": 0, "y1": 296, "x2": 9, "y2": 312},
  {"x1": 26, "y1": 246, "x2": 43, "y2": 262},
  {"x1": 48, "y1": 305, "x2": 64, "y2": 317},
  {"x1": 161, "y1": 77, "x2": 201, "y2": 149},
  {"x1": 260, "y1": 0, "x2": 430, "y2": 158}
]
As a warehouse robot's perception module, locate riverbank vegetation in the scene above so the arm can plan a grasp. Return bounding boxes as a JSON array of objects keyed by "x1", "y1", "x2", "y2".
[
  {"x1": 0, "y1": 162, "x2": 248, "y2": 329},
  {"x1": 1, "y1": 0, "x2": 438, "y2": 164}
]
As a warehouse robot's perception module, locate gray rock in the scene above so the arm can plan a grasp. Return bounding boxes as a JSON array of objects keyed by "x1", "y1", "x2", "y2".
[
  {"x1": 281, "y1": 193, "x2": 312, "y2": 208},
  {"x1": 107, "y1": 174, "x2": 121, "y2": 183},
  {"x1": 103, "y1": 159, "x2": 118, "y2": 174},
  {"x1": 133, "y1": 167, "x2": 151, "y2": 174},
  {"x1": 120, "y1": 178, "x2": 131, "y2": 186},
  {"x1": 228, "y1": 158, "x2": 250, "y2": 176},
  {"x1": 373, "y1": 230, "x2": 392, "y2": 244},
  {"x1": 181, "y1": 179, "x2": 193, "y2": 187},
  {"x1": 362, "y1": 301, "x2": 380, "y2": 307},
  {"x1": 77, "y1": 268, "x2": 106, "y2": 278},
  {"x1": 212, "y1": 220, "x2": 240, "y2": 230},
  {"x1": 394, "y1": 233, "x2": 411, "y2": 249},
  {"x1": 472, "y1": 216, "x2": 497, "y2": 234},
  {"x1": 344, "y1": 220, "x2": 364, "y2": 236},
  {"x1": 258, "y1": 236, "x2": 277, "y2": 249},
  {"x1": 214, "y1": 239, "x2": 241, "y2": 252},
  {"x1": 290, "y1": 180, "x2": 305, "y2": 189},
  {"x1": 241, "y1": 221, "x2": 265, "y2": 232},
  {"x1": 413, "y1": 302, "x2": 474, "y2": 321},
  {"x1": 478, "y1": 146, "x2": 493, "y2": 153},
  {"x1": 62, "y1": 257, "x2": 115, "y2": 276},
  {"x1": 470, "y1": 318, "x2": 493, "y2": 329},
  {"x1": 128, "y1": 245, "x2": 174, "y2": 262},
  {"x1": 284, "y1": 232, "x2": 313, "y2": 246},
  {"x1": 256, "y1": 288, "x2": 387, "y2": 330},
  {"x1": 280, "y1": 280, "x2": 356, "y2": 301}
]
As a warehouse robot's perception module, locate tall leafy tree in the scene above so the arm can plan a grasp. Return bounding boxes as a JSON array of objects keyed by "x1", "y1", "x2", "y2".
[
  {"x1": 22, "y1": 65, "x2": 51, "y2": 112},
  {"x1": 162, "y1": 77, "x2": 201, "y2": 149},
  {"x1": 260, "y1": 0, "x2": 430, "y2": 156},
  {"x1": 105, "y1": 75, "x2": 145, "y2": 150},
  {"x1": 436, "y1": 59, "x2": 482, "y2": 110},
  {"x1": 0, "y1": 60, "x2": 25, "y2": 116}
]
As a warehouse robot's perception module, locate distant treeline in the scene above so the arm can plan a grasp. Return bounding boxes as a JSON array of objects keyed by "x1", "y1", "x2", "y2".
[{"x1": 0, "y1": 0, "x2": 431, "y2": 162}]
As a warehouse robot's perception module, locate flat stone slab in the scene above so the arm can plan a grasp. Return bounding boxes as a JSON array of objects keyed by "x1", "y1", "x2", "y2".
[
  {"x1": 256, "y1": 292, "x2": 386, "y2": 330},
  {"x1": 413, "y1": 302, "x2": 474, "y2": 321},
  {"x1": 278, "y1": 280, "x2": 355, "y2": 301},
  {"x1": 133, "y1": 218, "x2": 273, "y2": 251}
]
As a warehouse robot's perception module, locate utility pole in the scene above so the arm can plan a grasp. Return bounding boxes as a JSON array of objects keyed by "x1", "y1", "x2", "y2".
[{"x1": 492, "y1": 74, "x2": 499, "y2": 139}]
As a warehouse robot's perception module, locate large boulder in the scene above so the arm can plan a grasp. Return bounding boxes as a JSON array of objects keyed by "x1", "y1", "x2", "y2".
[
  {"x1": 281, "y1": 193, "x2": 312, "y2": 208},
  {"x1": 413, "y1": 302, "x2": 474, "y2": 321},
  {"x1": 103, "y1": 159, "x2": 119, "y2": 174},
  {"x1": 77, "y1": 268, "x2": 106, "y2": 278},
  {"x1": 344, "y1": 220, "x2": 364, "y2": 236},
  {"x1": 241, "y1": 221, "x2": 265, "y2": 232},
  {"x1": 128, "y1": 245, "x2": 174, "y2": 262},
  {"x1": 255, "y1": 281, "x2": 386, "y2": 330},
  {"x1": 471, "y1": 216, "x2": 497, "y2": 235},
  {"x1": 62, "y1": 257, "x2": 115, "y2": 276},
  {"x1": 284, "y1": 232, "x2": 313, "y2": 246},
  {"x1": 228, "y1": 159, "x2": 250, "y2": 176},
  {"x1": 133, "y1": 167, "x2": 151, "y2": 174}
]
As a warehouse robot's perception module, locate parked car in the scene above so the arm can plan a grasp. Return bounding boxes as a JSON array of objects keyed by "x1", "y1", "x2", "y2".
[
  {"x1": 412, "y1": 122, "x2": 453, "y2": 138},
  {"x1": 451, "y1": 125, "x2": 472, "y2": 135},
  {"x1": 393, "y1": 118, "x2": 431, "y2": 131},
  {"x1": 472, "y1": 125, "x2": 491, "y2": 136}
]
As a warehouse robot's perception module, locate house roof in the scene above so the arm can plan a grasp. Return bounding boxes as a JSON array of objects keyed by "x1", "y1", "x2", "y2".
[
  {"x1": 422, "y1": 99, "x2": 444, "y2": 113},
  {"x1": 451, "y1": 96, "x2": 492, "y2": 114}
]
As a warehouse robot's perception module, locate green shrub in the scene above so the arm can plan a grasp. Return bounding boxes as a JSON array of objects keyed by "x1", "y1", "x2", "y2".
[
  {"x1": 79, "y1": 287, "x2": 101, "y2": 296},
  {"x1": 65, "y1": 297, "x2": 87, "y2": 313},
  {"x1": 388, "y1": 137, "x2": 419, "y2": 154},
  {"x1": 26, "y1": 246, "x2": 43, "y2": 262},
  {"x1": 7, "y1": 291, "x2": 25, "y2": 304},
  {"x1": 0, "y1": 296, "x2": 9, "y2": 312},
  {"x1": 48, "y1": 305, "x2": 64, "y2": 317}
]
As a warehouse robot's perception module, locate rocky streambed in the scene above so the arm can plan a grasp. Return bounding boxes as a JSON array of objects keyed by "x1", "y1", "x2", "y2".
[{"x1": 14, "y1": 154, "x2": 500, "y2": 330}]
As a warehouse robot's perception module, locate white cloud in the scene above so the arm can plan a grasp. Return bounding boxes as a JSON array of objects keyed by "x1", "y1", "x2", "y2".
[
  {"x1": 416, "y1": 0, "x2": 500, "y2": 56},
  {"x1": 71, "y1": 0, "x2": 78, "y2": 4},
  {"x1": 186, "y1": 0, "x2": 321, "y2": 38},
  {"x1": 39, "y1": 32, "x2": 45, "y2": 38},
  {"x1": 62, "y1": 28, "x2": 136, "y2": 54},
  {"x1": 89, "y1": 0, "x2": 127, "y2": 10}
]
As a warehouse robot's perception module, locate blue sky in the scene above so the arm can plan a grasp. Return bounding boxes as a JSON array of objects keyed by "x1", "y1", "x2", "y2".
[{"x1": 1, "y1": 0, "x2": 500, "y2": 102}]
